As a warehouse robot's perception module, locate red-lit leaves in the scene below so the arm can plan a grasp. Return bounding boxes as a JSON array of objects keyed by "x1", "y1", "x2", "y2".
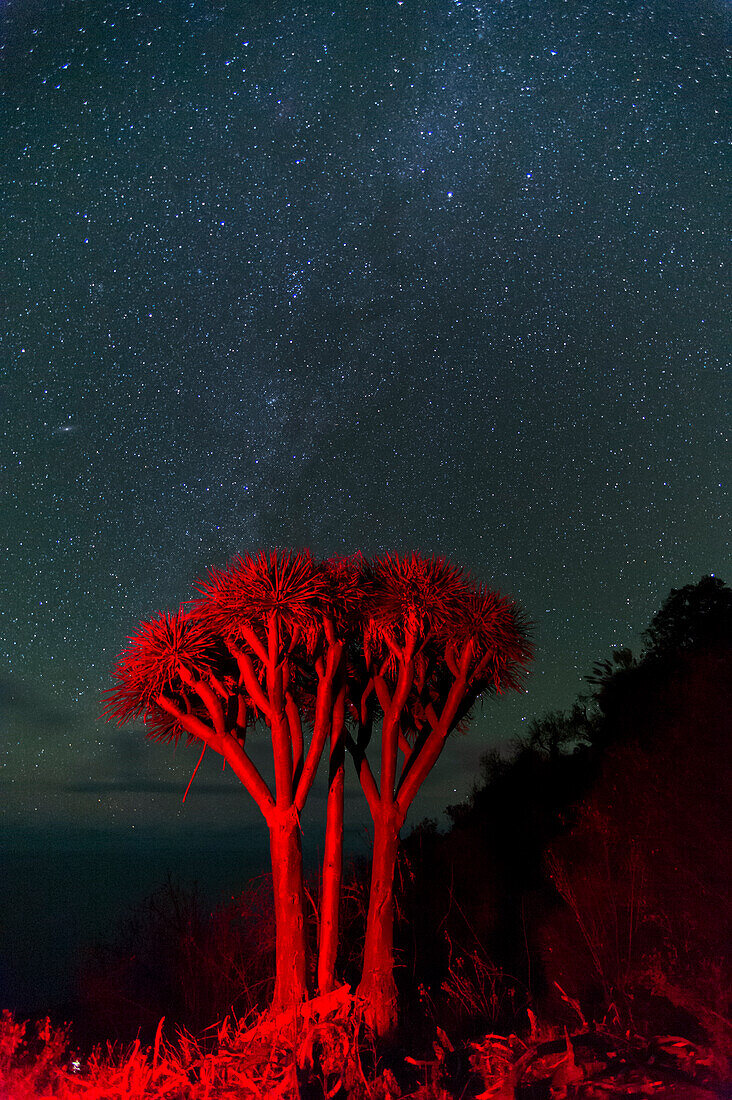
[
  {"x1": 321, "y1": 553, "x2": 367, "y2": 624},
  {"x1": 361, "y1": 552, "x2": 469, "y2": 654},
  {"x1": 355, "y1": 553, "x2": 532, "y2": 724},
  {"x1": 453, "y1": 585, "x2": 534, "y2": 694},
  {"x1": 192, "y1": 549, "x2": 330, "y2": 646},
  {"x1": 102, "y1": 610, "x2": 219, "y2": 736}
]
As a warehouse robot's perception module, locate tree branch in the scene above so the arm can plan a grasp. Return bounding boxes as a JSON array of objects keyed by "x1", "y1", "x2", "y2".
[
  {"x1": 346, "y1": 733, "x2": 380, "y2": 818},
  {"x1": 382, "y1": 632, "x2": 403, "y2": 661},
  {"x1": 158, "y1": 694, "x2": 274, "y2": 819},
  {"x1": 294, "y1": 641, "x2": 343, "y2": 812},
  {"x1": 424, "y1": 702, "x2": 440, "y2": 734},
  {"x1": 235, "y1": 694, "x2": 248, "y2": 741},
  {"x1": 445, "y1": 645, "x2": 460, "y2": 678},
  {"x1": 226, "y1": 644, "x2": 273, "y2": 720},
  {"x1": 380, "y1": 629, "x2": 417, "y2": 804},
  {"x1": 239, "y1": 624, "x2": 269, "y2": 666},
  {"x1": 373, "y1": 675, "x2": 392, "y2": 715},
  {"x1": 181, "y1": 743, "x2": 207, "y2": 804},
  {"x1": 208, "y1": 672, "x2": 229, "y2": 700},
  {"x1": 286, "y1": 691, "x2": 304, "y2": 791},
  {"x1": 218, "y1": 732, "x2": 276, "y2": 820},
  {"x1": 178, "y1": 667, "x2": 226, "y2": 737},
  {"x1": 156, "y1": 694, "x2": 218, "y2": 747},
  {"x1": 396, "y1": 723, "x2": 429, "y2": 795},
  {"x1": 396, "y1": 669, "x2": 471, "y2": 816},
  {"x1": 267, "y1": 612, "x2": 280, "y2": 672},
  {"x1": 271, "y1": 707, "x2": 294, "y2": 808},
  {"x1": 360, "y1": 678, "x2": 375, "y2": 726}
]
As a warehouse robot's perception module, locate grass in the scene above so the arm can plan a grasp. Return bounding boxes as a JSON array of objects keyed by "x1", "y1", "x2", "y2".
[
  {"x1": 1, "y1": 992, "x2": 378, "y2": 1100},
  {"x1": 2, "y1": 981, "x2": 729, "y2": 1100}
]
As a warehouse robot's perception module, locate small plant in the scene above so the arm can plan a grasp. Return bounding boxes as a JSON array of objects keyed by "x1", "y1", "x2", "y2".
[
  {"x1": 0, "y1": 1013, "x2": 74, "y2": 1099},
  {"x1": 437, "y1": 947, "x2": 523, "y2": 1032}
]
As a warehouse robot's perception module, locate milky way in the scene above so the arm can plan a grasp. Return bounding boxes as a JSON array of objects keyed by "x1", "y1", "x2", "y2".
[{"x1": 1, "y1": 0, "x2": 728, "y2": 838}]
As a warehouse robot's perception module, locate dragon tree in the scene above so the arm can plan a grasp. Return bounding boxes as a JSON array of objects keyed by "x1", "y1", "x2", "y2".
[
  {"x1": 104, "y1": 548, "x2": 530, "y2": 1032},
  {"x1": 104, "y1": 549, "x2": 345, "y2": 1013},
  {"x1": 346, "y1": 553, "x2": 532, "y2": 1037}
]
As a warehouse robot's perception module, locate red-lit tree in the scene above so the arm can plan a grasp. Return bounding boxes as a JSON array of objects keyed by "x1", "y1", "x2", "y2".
[
  {"x1": 347, "y1": 554, "x2": 532, "y2": 1037},
  {"x1": 104, "y1": 549, "x2": 530, "y2": 1033},
  {"x1": 104, "y1": 550, "x2": 344, "y2": 1013}
]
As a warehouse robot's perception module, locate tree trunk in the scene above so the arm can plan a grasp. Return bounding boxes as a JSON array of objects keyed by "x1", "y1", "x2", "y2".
[
  {"x1": 318, "y1": 756, "x2": 343, "y2": 994},
  {"x1": 318, "y1": 696, "x2": 345, "y2": 994},
  {"x1": 357, "y1": 808, "x2": 401, "y2": 1037},
  {"x1": 268, "y1": 807, "x2": 309, "y2": 1011}
]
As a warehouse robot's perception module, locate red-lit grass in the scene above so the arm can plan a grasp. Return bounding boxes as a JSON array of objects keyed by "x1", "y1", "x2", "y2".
[
  {"x1": 2, "y1": 1002, "x2": 725, "y2": 1099},
  {"x1": 0, "y1": 995, "x2": 373, "y2": 1099}
]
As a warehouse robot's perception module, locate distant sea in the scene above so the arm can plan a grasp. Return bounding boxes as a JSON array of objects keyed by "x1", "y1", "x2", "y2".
[{"x1": 1, "y1": 825, "x2": 369, "y2": 1017}]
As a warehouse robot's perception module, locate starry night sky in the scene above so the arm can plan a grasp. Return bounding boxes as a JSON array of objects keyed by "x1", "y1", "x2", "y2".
[{"x1": 1, "y1": 0, "x2": 728, "y2": 850}]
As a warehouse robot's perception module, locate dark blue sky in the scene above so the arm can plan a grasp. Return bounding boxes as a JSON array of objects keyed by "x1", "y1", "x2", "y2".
[{"x1": 1, "y1": 0, "x2": 728, "y2": 846}]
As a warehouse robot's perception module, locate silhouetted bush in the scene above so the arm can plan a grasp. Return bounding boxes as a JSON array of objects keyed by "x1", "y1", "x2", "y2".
[
  {"x1": 538, "y1": 646, "x2": 732, "y2": 1049},
  {"x1": 396, "y1": 577, "x2": 732, "y2": 1059},
  {"x1": 79, "y1": 876, "x2": 274, "y2": 1041}
]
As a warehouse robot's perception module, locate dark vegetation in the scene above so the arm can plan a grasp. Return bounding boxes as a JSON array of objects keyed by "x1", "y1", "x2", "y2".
[
  {"x1": 398, "y1": 575, "x2": 731, "y2": 1053},
  {"x1": 3, "y1": 575, "x2": 730, "y2": 1097}
]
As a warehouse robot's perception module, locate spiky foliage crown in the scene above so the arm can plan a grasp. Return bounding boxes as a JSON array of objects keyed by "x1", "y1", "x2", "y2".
[
  {"x1": 359, "y1": 552, "x2": 532, "y2": 695},
  {"x1": 191, "y1": 549, "x2": 331, "y2": 642},
  {"x1": 320, "y1": 553, "x2": 368, "y2": 632},
  {"x1": 361, "y1": 552, "x2": 471, "y2": 647},
  {"x1": 455, "y1": 585, "x2": 533, "y2": 691},
  {"x1": 102, "y1": 610, "x2": 218, "y2": 725}
]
